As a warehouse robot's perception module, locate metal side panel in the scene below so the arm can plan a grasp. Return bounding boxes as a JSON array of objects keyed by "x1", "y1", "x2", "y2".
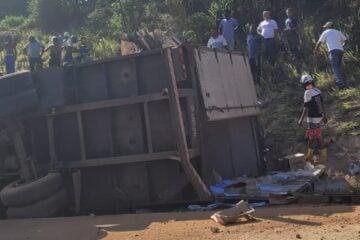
[
  {"x1": 112, "y1": 104, "x2": 146, "y2": 155},
  {"x1": 147, "y1": 160, "x2": 185, "y2": 202},
  {"x1": 200, "y1": 119, "x2": 234, "y2": 179},
  {"x1": 82, "y1": 109, "x2": 113, "y2": 159},
  {"x1": 26, "y1": 117, "x2": 50, "y2": 164},
  {"x1": 77, "y1": 64, "x2": 109, "y2": 103},
  {"x1": 200, "y1": 116, "x2": 262, "y2": 180},
  {"x1": 148, "y1": 100, "x2": 176, "y2": 152},
  {"x1": 34, "y1": 67, "x2": 66, "y2": 109},
  {"x1": 136, "y1": 54, "x2": 170, "y2": 94},
  {"x1": 194, "y1": 48, "x2": 259, "y2": 121},
  {"x1": 228, "y1": 117, "x2": 262, "y2": 176},
  {"x1": 106, "y1": 60, "x2": 139, "y2": 98},
  {"x1": 54, "y1": 113, "x2": 81, "y2": 162},
  {"x1": 81, "y1": 164, "x2": 150, "y2": 213}
]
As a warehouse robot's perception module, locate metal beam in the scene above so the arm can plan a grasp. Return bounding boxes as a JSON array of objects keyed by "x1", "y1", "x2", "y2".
[
  {"x1": 48, "y1": 90, "x2": 194, "y2": 116},
  {"x1": 55, "y1": 149, "x2": 200, "y2": 169}
]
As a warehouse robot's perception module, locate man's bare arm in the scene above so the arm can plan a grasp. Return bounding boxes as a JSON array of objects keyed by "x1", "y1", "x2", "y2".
[{"x1": 314, "y1": 41, "x2": 322, "y2": 54}]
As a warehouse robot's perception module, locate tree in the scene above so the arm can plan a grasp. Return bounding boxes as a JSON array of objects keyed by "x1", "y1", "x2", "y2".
[{"x1": 0, "y1": 0, "x2": 29, "y2": 18}]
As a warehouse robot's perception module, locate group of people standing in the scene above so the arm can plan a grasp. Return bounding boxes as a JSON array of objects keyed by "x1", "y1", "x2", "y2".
[
  {"x1": 3, "y1": 32, "x2": 90, "y2": 74},
  {"x1": 207, "y1": 8, "x2": 348, "y2": 89}
]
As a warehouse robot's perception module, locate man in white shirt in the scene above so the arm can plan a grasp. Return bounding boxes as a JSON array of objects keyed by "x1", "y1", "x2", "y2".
[
  {"x1": 258, "y1": 11, "x2": 278, "y2": 65},
  {"x1": 314, "y1": 21, "x2": 347, "y2": 88},
  {"x1": 207, "y1": 28, "x2": 228, "y2": 50}
]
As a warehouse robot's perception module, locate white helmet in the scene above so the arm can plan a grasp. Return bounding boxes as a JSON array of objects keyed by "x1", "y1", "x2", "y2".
[
  {"x1": 300, "y1": 74, "x2": 314, "y2": 84},
  {"x1": 64, "y1": 32, "x2": 70, "y2": 38}
]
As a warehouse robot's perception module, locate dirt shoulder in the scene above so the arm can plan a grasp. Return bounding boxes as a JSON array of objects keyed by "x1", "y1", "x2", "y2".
[{"x1": 0, "y1": 205, "x2": 359, "y2": 240}]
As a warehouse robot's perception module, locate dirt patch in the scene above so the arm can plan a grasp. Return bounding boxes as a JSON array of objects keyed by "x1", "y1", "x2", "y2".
[{"x1": 0, "y1": 205, "x2": 359, "y2": 240}]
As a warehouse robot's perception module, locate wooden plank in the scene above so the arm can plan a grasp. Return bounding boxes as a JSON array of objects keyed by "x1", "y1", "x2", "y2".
[
  {"x1": 165, "y1": 48, "x2": 212, "y2": 200},
  {"x1": 143, "y1": 102, "x2": 153, "y2": 153},
  {"x1": 47, "y1": 116, "x2": 57, "y2": 165},
  {"x1": 76, "y1": 111, "x2": 86, "y2": 161},
  {"x1": 49, "y1": 90, "x2": 194, "y2": 116}
]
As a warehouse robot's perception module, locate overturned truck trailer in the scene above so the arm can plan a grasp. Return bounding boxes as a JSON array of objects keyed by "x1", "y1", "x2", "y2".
[{"x1": 0, "y1": 47, "x2": 262, "y2": 218}]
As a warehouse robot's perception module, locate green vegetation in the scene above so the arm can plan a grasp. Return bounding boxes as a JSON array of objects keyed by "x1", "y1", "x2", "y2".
[{"x1": 0, "y1": 0, "x2": 359, "y2": 157}]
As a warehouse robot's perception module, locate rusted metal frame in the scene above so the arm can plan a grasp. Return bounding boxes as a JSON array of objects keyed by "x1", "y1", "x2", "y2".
[
  {"x1": 47, "y1": 116, "x2": 57, "y2": 166},
  {"x1": 165, "y1": 48, "x2": 212, "y2": 200},
  {"x1": 48, "y1": 89, "x2": 194, "y2": 116},
  {"x1": 76, "y1": 111, "x2": 86, "y2": 161},
  {"x1": 143, "y1": 102, "x2": 153, "y2": 153},
  {"x1": 61, "y1": 150, "x2": 199, "y2": 169}
]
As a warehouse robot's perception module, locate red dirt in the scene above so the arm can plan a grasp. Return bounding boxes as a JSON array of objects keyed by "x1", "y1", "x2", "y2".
[{"x1": 0, "y1": 205, "x2": 359, "y2": 240}]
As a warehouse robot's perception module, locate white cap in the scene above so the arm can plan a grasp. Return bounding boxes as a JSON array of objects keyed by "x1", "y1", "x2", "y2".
[{"x1": 300, "y1": 74, "x2": 314, "y2": 84}]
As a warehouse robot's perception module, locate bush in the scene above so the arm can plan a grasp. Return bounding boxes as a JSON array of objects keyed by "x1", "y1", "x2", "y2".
[{"x1": 0, "y1": 15, "x2": 26, "y2": 31}]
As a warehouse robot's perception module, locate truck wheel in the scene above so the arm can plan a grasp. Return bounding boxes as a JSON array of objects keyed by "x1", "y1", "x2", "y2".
[
  {"x1": 0, "y1": 173, "x2": 63, "y2": 207},
  {"x1": 6, "y1": 188, "x2": 69, "y2": 219}
]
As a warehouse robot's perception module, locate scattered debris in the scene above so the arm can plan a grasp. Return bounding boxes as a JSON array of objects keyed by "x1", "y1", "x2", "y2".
[
  {"x1": 284, "y1": 153, "x2": 306, "y2": 170},
  {"x1": 349, "y1": 163, "x2": 360, "y2": 176},
  {"x1": 188, "y1": 203, "x2": 236, "y2": 212},
  {"x1": 210, "y1": 227, "x2": 220, "y2": 234},
  {"x1": 314, "y1": 179, "x2": 353, "y2": 195},
  {"x1": 188, "y1": 201, "x2": 267, "y2": 212},
  {"x1": 268, "y1": 193, "x2": 298, "y2": 205},
  {"x1": 211, "y1": 201, "x2": 256, "y2": 226},
  {"x1": 211, "y1": 166, "x2": 324, "y2": 202},
  {"x1": 296, "y1": 233, "x2": 302, "y2": 239}
]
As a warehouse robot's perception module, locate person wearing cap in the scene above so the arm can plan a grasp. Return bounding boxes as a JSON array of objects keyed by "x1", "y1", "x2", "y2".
[
  {"x1": 284, "y1": 8, "x2": 300, "y2": 59},
  {"x1": 44, "y1": 36, "x2": 62, "y2": 67},
  {"x1": 23, "y1": 36, "x2": 44, "y2": 72},
  {"x1": 298, "y1": 74, "x2": 328, "y2": 164},
  {"x1": 218, "y1": 9, "x2": 239, "y2": 50},
  {"x1": 314, "y1": 21, "x2": 347, "y2": 89},
  {"x1": 258, "y1": 11, "x2": 278, "y2": 65},
  {"x1": 3, "y1": 35, "x2": 17, "y2": 74}
]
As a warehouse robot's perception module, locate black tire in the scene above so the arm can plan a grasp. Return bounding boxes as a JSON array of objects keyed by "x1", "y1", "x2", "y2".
[
  {"x1": 0, "y1": 71, "x2": 33, "y2": 97},
  {"x1": 6, "y1": 188, "x2": 69, "y2": 219},
  {"x1": 0, "y1": 173, "x2": 63, "y2": 207}
]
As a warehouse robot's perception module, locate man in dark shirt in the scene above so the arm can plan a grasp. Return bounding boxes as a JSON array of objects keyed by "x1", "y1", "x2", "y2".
[
  {"x1": 284, "y1": 8, "x2": 300, "y2": 58},
  {"x1": 4, "y1": 35, "x2": 17, "y2": 74},
  {"x1": 298, "y1": 74, "x2": 328, "y2": 163},
  {"x1": 247, "y1": 24, "x2": 262, "y2": 82}
]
